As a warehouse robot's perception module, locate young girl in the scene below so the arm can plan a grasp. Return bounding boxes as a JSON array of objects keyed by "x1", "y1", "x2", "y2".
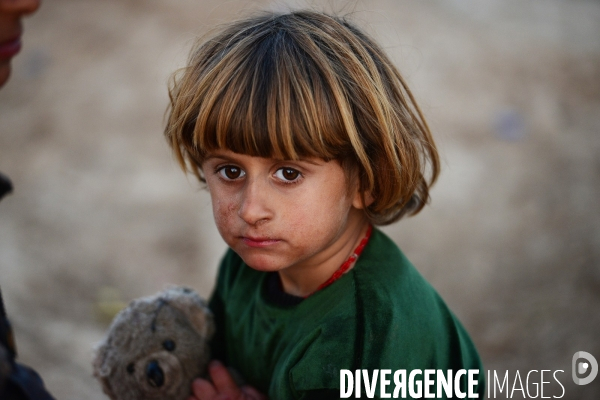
[{"x1": 165, "y1": 10, "x2": 484, "y2": 400}]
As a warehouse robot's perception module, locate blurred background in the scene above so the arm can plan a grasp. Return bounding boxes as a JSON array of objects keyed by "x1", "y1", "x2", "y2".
[{"x1": 1, "y1": 0, "x2": 599, "y2": 398}]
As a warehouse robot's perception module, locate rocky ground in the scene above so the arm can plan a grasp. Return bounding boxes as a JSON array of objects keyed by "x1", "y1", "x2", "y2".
[{"x1": 0, "y1": 0, "x2": 599, "y2": 398}]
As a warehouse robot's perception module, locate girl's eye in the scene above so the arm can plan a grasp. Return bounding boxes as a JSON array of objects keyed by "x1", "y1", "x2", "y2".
[
  {"x1": 218, "y1": 166, "x2": 245, "y2": 180},
  {"x1": 274, "y1": 167, "x2": 301, "y2": 182}
]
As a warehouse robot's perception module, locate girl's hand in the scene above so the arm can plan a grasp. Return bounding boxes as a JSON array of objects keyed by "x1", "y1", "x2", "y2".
[{"x1": 188, "y1": 360, "x2": 267, "y2": 400}]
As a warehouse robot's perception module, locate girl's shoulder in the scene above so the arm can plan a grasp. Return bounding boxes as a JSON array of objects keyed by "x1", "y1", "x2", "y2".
[
  {"x1": 346, "y1": 228, "x2": 482, "y2": 369},
  {"x1": 353, "y1": 228, "x2": 437, "y2": 304}
]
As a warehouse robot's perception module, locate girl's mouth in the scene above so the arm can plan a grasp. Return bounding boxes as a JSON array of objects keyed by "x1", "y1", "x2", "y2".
[
  {"x1": 241, "y1": 237, "x2": 281, "y2": 248},
  {"x1": 0, "y1": 37, "x2": 22, "y2": 60}
]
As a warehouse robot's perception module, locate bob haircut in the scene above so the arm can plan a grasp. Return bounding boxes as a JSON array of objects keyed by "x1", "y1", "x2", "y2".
[{"x1": 165, "y1": 10, "x2": 440, "y2": 225}]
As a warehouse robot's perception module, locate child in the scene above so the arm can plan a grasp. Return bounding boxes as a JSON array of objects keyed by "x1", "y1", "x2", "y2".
[{"x1": 165, "y1": 10, "x2": 484, "y2": 400}]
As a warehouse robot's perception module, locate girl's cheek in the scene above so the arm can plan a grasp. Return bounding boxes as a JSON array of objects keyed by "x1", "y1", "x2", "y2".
[{"x1": 212, "y1": 198, "x2": 238, "y2": 227}]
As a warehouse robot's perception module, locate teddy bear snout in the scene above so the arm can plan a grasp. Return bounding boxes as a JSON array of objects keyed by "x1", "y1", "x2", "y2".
[
  {"x1": 145, "y1": 359, "x2": 164, "y2": 388},
  {"x1": 134, "y1": 351, "x2": 183, "y2": 396}
]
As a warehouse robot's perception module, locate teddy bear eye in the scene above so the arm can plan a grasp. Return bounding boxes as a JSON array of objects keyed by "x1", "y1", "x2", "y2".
[
  {"x1": 162, "y1": 339, "x2": 176, "y2": 352},
  {"x1": 126, "y1": 363, "x2": 135, "y2": 374}
]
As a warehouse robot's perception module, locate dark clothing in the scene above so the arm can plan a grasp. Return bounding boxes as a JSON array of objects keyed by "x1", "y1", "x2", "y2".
[
  {"x1": 0, "y1": 172, "x2": 12, "y2": 200},
  {"x1": 1, "y1": 174, "x2": 56, "y2": 400}
]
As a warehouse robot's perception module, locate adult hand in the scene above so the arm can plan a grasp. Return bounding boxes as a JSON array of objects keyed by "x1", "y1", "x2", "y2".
[{"x1": 187, "y1": 360, "x2": 267, "y2": 400}]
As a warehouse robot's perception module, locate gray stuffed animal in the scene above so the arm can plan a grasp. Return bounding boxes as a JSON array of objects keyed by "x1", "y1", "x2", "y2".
[{"x1": 93, "y1": 287, "x2": 214, "y2": 400}]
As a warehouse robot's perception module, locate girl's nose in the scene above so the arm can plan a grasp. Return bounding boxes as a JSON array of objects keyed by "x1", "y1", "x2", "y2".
[
  {"x1": 0, "y1": 0, "x2": 41, "y2": 15},
  {"x1": 237, "y1": 179, "x2": 273, "y2": 226}
]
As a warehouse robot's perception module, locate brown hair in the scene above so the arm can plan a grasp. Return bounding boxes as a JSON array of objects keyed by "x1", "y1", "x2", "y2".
[{"x1": 165, "y1": 10, "x2": 439, "y2": 225}]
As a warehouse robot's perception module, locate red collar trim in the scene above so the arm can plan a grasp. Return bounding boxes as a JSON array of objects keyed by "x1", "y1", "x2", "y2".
[{"x1": 304, "y1": 225, "x2": 373, "y2": 298}]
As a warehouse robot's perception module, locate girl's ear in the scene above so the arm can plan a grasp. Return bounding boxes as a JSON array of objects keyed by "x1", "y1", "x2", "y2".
[
  {"x1": 346, "y1": 164, "x2": 374, "y2": 210},
  {"x1": 352, "y1": 189, "x2": 374, "y2": 210}
]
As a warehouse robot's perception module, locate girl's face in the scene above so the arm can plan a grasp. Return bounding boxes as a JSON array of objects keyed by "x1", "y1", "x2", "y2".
[
  {"x1": 203, "y1": 149, "x2": 369, "y2": 289},
  {"x1": 0, "y1": 0, "x2": 41, "y2": 87}
]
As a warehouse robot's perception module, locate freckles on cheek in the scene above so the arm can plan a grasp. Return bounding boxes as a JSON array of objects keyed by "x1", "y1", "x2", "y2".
[{"x1": 211, "y1": 198, "x2": 236, "y2": 228}]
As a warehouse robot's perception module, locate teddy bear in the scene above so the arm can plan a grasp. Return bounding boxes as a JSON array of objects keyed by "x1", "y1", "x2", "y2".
[{"x1": 92, "y1": 286, "x2": 215, "y2": 400}]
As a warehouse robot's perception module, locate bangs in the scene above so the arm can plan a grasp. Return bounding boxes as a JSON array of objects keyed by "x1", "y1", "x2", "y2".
[{"x1": 191, "y1": 18, "x2": 349, "y2": 162}]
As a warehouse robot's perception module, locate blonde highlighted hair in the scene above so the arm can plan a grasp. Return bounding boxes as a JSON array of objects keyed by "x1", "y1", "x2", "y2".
[{"x1": 165, "y1": 10, "x2": 439, "y2": 225}]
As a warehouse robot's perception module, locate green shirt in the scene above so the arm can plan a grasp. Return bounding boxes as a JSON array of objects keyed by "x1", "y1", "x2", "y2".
[{"x1": 209, "y1": 228, "x2": 485, "y2": 399}]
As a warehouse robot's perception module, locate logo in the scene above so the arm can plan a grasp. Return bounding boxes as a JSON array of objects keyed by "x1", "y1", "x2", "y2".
[{"x1": 572, "y1": 351, "x2": 598, "y2": 385}]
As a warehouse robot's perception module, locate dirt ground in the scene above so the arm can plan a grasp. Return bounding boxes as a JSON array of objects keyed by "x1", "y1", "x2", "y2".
[{"x1": 0, "y1": 0, "x2": 599, "y2": 398}]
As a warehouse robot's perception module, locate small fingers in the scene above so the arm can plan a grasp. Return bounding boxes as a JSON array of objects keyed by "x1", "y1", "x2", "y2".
[
  {"x1": 192, "y1": 378, "x2": 218, "y2": 400},
  {"x1": 209, "y1": 360, "x2": 242, "y2": 396}
]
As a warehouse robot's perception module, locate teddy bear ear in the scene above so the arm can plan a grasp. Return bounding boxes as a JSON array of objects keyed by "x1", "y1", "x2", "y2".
[
  {"x1": 163, "y1": 287, "x2": 215, "y2": 340},
  {"x1": 188, "y1": 305, "x2": 215, "y2": 340},
  {"x1": 92, "y1": 341, "x2": 117, "y2": 398},
  {"x1": 187, "y1": 307, "x2": 215, "y2": 340}
]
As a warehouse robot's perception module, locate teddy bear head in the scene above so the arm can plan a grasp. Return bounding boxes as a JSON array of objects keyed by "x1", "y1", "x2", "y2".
[{"x1": 93, "y1": 287, "x2": 214, "y2": 400}]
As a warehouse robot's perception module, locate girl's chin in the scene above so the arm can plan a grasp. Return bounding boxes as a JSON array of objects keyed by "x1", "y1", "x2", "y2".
[{"x1": 239, "y1": 253, "x2": 286, "y2": 272}]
